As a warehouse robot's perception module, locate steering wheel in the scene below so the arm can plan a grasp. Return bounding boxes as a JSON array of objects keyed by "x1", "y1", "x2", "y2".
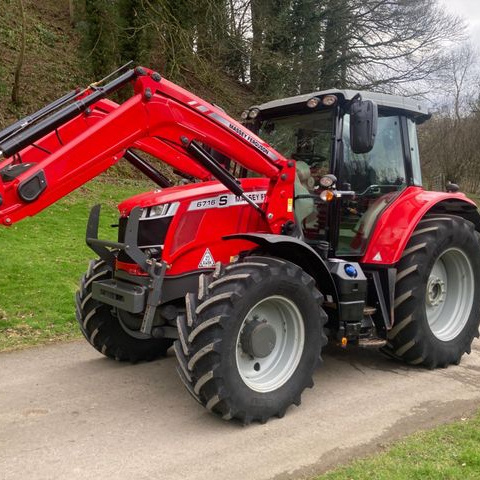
[{"x1": 357, "y1": 184, "x2": 399, "y2": 196}]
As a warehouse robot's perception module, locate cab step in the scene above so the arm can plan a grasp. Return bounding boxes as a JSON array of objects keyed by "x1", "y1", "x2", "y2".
[{"x1": 358, "y1": 337, "x2": 387, "y2": 348}]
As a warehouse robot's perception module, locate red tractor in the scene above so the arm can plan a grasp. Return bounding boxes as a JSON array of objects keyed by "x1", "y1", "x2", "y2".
[{"x1": 1, "y1": 66, "x2": 479, "y2": 424}]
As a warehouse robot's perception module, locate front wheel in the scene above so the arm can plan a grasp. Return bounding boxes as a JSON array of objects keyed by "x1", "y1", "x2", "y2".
[
  {"x1": 174, "y1": 256, "x2": 328, "y2": 424},
  {"x1": 75, "y1": 259, "x2": 173, "y2": 362},
  {"x1": 383, "y1": 215, "x2": 480, "y2": 368}
]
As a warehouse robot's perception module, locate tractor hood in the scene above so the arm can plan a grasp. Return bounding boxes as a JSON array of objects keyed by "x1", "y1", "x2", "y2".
[{"x1": 117, "y1": 178, "x2": 270, "y2": 215}]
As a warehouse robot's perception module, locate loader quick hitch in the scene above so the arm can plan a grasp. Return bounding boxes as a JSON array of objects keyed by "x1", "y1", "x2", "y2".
[{"x1": 85, "y1": 204, "x2": 167, "y2": 338}]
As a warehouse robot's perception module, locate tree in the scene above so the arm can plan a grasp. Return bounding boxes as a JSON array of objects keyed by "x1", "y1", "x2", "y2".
[
  {"x1": 76, "y1": 0, "x2": 467, "y2": 102},
  {"x1": 11, "y1": 0, "x2": 26, "y2": 105},
  {"x1": 445, "y1": 43, "x2": 478, "y2": 121},
  {"x1": 320, "y1": 0, "x2": 465, "y2": 93},
  {"x1": 69, "y1": 0, "x2": 75, "y2": 26},
  {"x1": 419, "y1": 41, "x2": 480, "y2": 193},
  {"x1": 84, "y1": 0, "x2": 119, "y2": 78},
  {"x1": 319, "y1": 0, "x2": 350, "y2": 88},
  {"x1": 250, "y1": 0, "x2": 297, "y2": 96}
]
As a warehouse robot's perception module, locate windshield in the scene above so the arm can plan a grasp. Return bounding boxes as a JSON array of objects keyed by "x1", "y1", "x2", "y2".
[
  {"x1": 256, "y1": 110, "x2": 335, "y2": 245},
  {"x1": 258, "y1": 110, "x2": 334, "y2": 168}
]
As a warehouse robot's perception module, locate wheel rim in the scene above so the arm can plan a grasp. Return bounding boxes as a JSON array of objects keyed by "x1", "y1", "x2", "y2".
[
  {"x1": 425, "y1": 247, "x2": 474, "y2": 341},
  {"x1": 235, "y1": 295, "x2": 305, "y2": 393}
]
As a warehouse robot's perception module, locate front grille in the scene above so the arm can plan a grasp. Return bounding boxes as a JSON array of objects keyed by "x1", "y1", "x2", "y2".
[{"x1": 117, "y1": 215, "x2": 173, "y2": 263}]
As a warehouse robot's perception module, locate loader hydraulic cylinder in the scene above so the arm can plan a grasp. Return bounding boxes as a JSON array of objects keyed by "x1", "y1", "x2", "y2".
[
  {"x1": 0, "y1": 89, "x2": 79, "y2": 145},
  {"x1": 186, "y1": 140, "x2": 265, "y2": 216},
  {"x1": 0, "y1": 69, "x2": 137, "y2": 159},
  {"x1": 123, "y1": 150, "x2": 172, "y2": 188}
]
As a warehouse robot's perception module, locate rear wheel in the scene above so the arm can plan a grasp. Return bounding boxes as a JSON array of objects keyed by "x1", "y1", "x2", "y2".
[
  {"x1": 383, "y1": 215, "x2": 480, "y2": 368},
  {"x1": 75, "y1": 259, "x2": 172, "y2": 362},
  {"x1": 174, "y1": 256, "x2": 328, "y2": 424}
]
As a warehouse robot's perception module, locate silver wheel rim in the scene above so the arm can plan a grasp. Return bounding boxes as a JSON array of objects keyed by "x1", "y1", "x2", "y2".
[
  {"x1": 426, "y1": 247, "x2": 474, "y2": 341},
  {"x1": 235, "y1": 295, "x2": 305, "y2": 393}
]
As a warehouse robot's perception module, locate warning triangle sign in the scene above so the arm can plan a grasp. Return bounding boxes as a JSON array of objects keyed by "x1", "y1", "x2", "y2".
[{"x1": 198, "y1": 248, "x2": 215, "y2": 268}]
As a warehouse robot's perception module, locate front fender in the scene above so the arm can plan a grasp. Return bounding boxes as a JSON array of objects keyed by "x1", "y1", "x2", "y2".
[
  {"x1": 361, "y1": 186, "x2": 479, "y2": 265},
  {"x1": 224, "y1": 233, "x2": 339, "y2": 305}
]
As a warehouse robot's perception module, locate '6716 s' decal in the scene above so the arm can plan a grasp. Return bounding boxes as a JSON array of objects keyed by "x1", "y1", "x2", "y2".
[{"x1": 187, "y1": 191, "x2": 267, "y2": 211}]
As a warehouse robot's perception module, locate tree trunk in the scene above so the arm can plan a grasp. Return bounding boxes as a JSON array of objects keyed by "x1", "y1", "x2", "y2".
[
  {"x1": 11, "y1": 0, "x2": 26, "y2": 105},
  {"x1": 250, "y1": 0, "x2": 264, "y2": 92},
  {"x1": 320, "y1": 0, "x2": 348, "y2": 87},
  {"x1": 69, "y1": 0, "x2": 75, "y2": 25},
  {"x1": 297, "y1": 0, "x2": 322, "y2": 94}
]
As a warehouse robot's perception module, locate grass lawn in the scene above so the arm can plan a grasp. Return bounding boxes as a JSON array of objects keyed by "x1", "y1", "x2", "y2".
[
  {"x1": 318, "y1": 411, "x2": 480, "y2": 480},
  {"x1": 0, "y1": 176, "x2": 154, "y2": 351}
]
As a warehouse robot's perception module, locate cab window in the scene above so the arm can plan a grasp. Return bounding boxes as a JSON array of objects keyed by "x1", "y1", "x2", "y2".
[
  {"x1": 407, "y1": 118, "x2": 422, "y2": 186},
  {"x1": 337, "y1": 114, "x2": 406, "y2": 256}
]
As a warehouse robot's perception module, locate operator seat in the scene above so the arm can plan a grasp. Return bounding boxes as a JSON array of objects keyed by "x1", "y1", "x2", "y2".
[{"x1": 294, "y1": 161, "x2": 316, "y2": 224}]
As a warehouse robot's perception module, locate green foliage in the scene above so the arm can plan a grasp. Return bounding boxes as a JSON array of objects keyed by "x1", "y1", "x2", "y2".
[
  {"x1": 0, "y1": 0, "x2": 87, "y2": 128},
  {"x1": 118, "y1": 0, "x2": 149, "y2": 66},
  {"x1": 1, "y1": 0, "x2": 460, "y2": 121},
  {"x1": 0, "y1": 24, "x2": 17, "y2": 47},
  {"x1": 75, "y1": 0, "x2": 251, "y2": 110},
  {"x1": 318, "y1": 411, "x2": 480, "y2": 480},
  {"x1": 0, "y1": 65, "x2": 8, "y2": 97},
  {"x1": 83, "y1": 0, "x2": 120, "y2": 77},
  {"x1": 33, "y1": 22, "x2": 58, "y2": 48}
]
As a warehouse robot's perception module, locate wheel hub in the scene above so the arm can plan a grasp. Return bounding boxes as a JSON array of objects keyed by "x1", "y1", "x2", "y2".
[
  {"x1": 235, "y1": 295, "x2": 305, "y2": 393},
  {"x1": 426, "y1": 275, "x2": 446, "y2": 307},
  {"x1": 240, "y1": 318, "x2": 277, "y2": 358}
]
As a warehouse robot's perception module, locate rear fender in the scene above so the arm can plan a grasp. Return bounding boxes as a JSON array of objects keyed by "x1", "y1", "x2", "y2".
[
  {"x1": 224, "y1": 233, "x2": 339, "y2": 306},
  {"x1": 362, "y1": 187, "x2": 480, "y2": 265}
]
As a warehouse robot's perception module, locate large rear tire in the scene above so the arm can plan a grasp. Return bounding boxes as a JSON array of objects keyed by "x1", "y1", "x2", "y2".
[
  {"x1": 174, "y1": 256, "x2": 328, "y2": 424},
  {"x1": 75, "y1": 259, "x2": 173, "y2": 362},
  {"x1": 383, "y1": 215, "x2": 480, "y2": 368}
]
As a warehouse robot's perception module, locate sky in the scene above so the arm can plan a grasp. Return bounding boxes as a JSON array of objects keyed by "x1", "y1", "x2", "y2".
[{"x1": 441, "y1": 0, "x2": 480, "y2": 46}]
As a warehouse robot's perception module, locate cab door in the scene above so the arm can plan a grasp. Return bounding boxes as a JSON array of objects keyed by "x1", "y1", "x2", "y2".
[{"x1": 335, "y1": 113, "x2": 408, "y2": 256}]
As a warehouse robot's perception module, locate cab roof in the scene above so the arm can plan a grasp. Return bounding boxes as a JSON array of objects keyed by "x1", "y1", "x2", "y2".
[{"x1": 253, "y1": 89, "x2": 430, "y2": 123}]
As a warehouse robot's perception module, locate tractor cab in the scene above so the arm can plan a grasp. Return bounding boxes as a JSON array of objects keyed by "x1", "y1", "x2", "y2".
[{"x1": 242, "y1": 91, "x2": 430, "y2": 258}]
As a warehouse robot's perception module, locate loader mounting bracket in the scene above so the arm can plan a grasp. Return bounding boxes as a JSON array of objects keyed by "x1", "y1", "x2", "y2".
[{"x1": 85, "y1": 204, "x2": 168, "y2": 338}]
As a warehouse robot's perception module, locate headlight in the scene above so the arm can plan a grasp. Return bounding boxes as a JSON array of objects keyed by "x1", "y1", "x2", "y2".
[
  {"x1": 142, "y1": 202, "x2": 179, "y2": 219},
  {"x1": 322, "y1": 95, "x2": 337, "y2": 106},
  {"x1": 319, "y1": 174, "x2": 337, "y2": 188}
]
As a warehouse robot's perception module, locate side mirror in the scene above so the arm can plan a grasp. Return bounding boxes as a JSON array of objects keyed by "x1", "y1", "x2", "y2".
[{"x1": 350, "y1": 99, "x2": 377, "y2": 154}]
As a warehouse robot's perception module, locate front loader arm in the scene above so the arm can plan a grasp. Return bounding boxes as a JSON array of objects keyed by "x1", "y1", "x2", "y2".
[
  {"x1": 134, "y1": 137, "x2": 211, "y2": 181},
  {"x1": 0, "y1": 67, "x2": 295, "y2": 230},
  {"x1": 0, "y1": 93, "x2": 147, "y2": 225},
  {"x1": 76, "y1": 96, "x2": 212, "y2": 181},
  {"x1": 0, "y1": 91, "x2": 212, "y2": 226}
]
